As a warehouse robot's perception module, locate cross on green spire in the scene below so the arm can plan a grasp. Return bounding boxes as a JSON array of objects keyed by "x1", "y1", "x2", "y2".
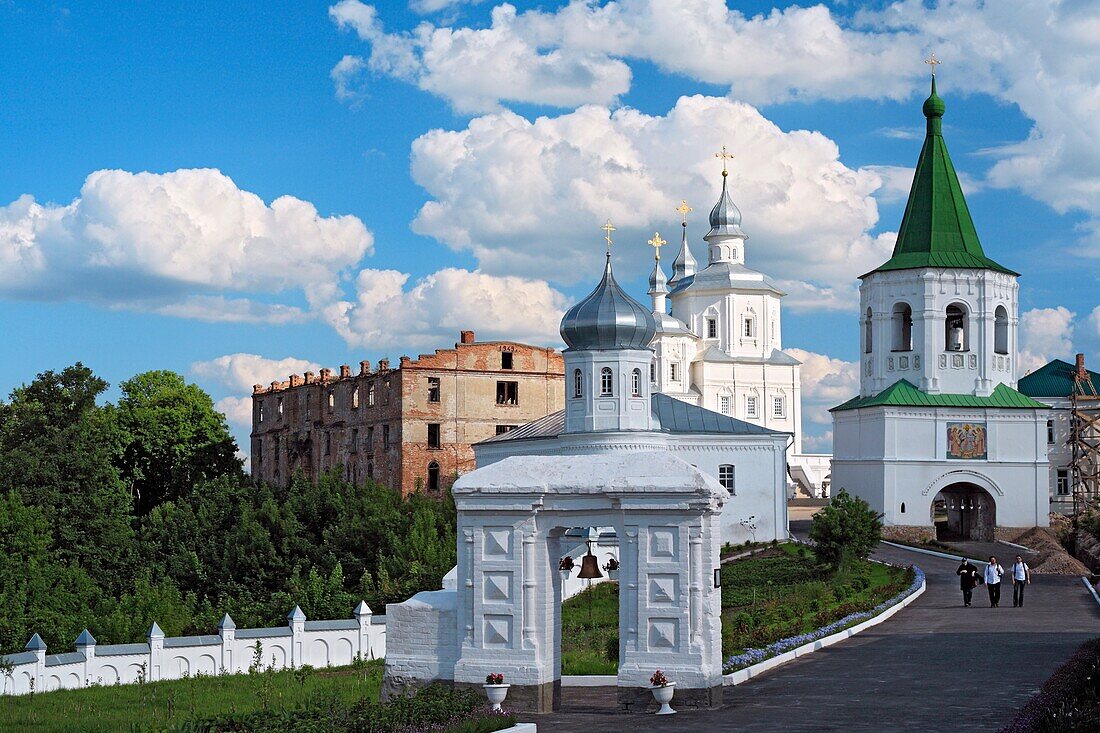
[{"x1": 863, "y1": 77, "x2": 1017, "y2": 278}]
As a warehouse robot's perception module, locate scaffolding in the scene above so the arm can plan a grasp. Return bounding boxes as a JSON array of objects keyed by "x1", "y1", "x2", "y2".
[{"x1": 1071, "y1": 354, "x2": 1100, "y2": 515}]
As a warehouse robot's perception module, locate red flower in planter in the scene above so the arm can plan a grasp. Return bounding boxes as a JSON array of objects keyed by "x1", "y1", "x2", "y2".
[
  {"x1": 485, "y1": 673, "x2": 505, "y2": 685},
  {"x1": 650, "y1": 669, "x2": 670, "y2": 687}
]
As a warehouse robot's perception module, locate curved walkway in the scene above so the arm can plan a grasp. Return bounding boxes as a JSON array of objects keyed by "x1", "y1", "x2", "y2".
[{"x1": 537, "y1": 543, "x2": 1100, "y2": 733}]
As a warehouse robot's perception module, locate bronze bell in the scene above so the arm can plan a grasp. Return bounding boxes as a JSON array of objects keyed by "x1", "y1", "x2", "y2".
[{"x1": 577, "y1": 540, "x2": 603, "y2": 579}]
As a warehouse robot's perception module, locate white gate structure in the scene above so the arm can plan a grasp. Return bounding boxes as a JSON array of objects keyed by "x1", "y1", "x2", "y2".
[{"x1": 383, "y1": 451, "x2": 728, "y2": 713}]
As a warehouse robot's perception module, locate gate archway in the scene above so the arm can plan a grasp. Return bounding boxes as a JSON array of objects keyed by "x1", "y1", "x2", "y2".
[
  {"x1": 932, "y1": 483, "x2": 996, "y2": 541},
  {"x1": 449, "y1": 451, "x2": 727, "y2": 713}
]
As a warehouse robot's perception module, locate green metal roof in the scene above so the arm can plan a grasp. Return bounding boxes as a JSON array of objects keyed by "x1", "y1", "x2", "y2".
[
  {"x1": 831, "y1": 379, "x2": 1047, "y2": 412},
  {"x1": 862, "y1": 78, "x2": 1017, "y2": 279},
  {"x1": 1018, "y1": 359, "x2": 1100, "y2": 398}
]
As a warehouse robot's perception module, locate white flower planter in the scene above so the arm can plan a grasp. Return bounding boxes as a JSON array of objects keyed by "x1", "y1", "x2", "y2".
[
  {"x1": 484, "y1": 683, "x2": 510, "y2": 712},
  {"x1": 650, "y1": 682, "x2": 676, "y2": 715},
  {"x1": 560, "y1": 568, "x2": 572, "y2": 582},
  {"x1": 607, "y1": 569, "x2": 619, "y2": 581}
]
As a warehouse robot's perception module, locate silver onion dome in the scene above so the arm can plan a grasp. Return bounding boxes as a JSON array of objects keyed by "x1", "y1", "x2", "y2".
[
  {"x1": 705, "y1": 173, "x2": 745, "y2": 239},
  {"x1": 560, "y1": 253, "x2": 657, "y2": 351}
]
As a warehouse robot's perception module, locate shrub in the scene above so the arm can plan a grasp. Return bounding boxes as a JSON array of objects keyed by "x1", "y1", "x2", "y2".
[
  {"x1": 808, "y1": 490, "x2": 883, "y2": 570},
  {"x1": 997, "y1": 638, "x2": 1100, "y2": 732}
]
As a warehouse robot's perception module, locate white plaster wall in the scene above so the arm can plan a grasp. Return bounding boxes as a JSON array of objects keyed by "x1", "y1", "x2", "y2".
[{"x1": 832, "y1": 405, "x2": 1049, "y2": 527}]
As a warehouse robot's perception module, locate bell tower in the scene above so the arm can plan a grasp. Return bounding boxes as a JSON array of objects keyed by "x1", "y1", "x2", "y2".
[{"x1": 858, "y1": 70, "x2": 1020, "y2": 398}]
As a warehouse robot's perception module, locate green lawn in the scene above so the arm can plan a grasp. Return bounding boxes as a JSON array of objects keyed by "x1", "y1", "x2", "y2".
[
  {"x1": 0, "y1": 659, "x2": 383, "y2": 733},
  {"x1": 560, "y1": 543, "x2": 912, "y2": 674}
]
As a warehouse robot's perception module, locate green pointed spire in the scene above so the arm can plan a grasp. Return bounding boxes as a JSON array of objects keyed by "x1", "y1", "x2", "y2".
[{"x1": 863, "y1": 76, "x2": 1017, "y2": 278}]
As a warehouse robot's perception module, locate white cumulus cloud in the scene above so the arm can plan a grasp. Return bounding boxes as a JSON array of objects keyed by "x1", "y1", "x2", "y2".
[
  {"x1": 0, "y1": 168, "x2": 374, "y2": 320},
  {"x1": 321, "y1": 267, "x2": 569, "y2": 349},
  {"x1": 1019, "y1": 306, "x2": 1075, "y2": 376},
  {"x1": 787, "y1": 348, "x2": 860, "y2": 426},
  {"x1": 410, "y1": 95, "x2": 893, "y2": 307}
]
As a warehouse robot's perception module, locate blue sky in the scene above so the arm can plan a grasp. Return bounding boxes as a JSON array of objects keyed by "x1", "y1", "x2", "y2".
[{"x1": 1, "y1": 0, "x2": 1097, "y2": 453}]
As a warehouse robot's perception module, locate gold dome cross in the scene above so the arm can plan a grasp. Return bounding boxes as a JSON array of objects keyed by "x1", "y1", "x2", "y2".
[
  {"x1": 601, "y1": 219, "x2": 616, "y2": 254},
  {"x1": 648, "y1": 231, "x2": 667, "y2": 261},
  {"x1": 715, "y1": 145, "x2": 734, "y2": 176},
  {"x1": 924, "y1": 52, "x2": 941, "y2": 77},
  {"x1": 675, "y1": 199, "x2": 692, "y2": 226}
]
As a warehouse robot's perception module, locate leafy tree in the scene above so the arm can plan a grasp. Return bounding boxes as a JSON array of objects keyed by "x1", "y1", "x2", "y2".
[
  {"x1": 808, "y1": 489, "x2": 883, "y2": 571},
  {"x1": 0, "y1": 364, "x2": 135, "y2": 592},
  {"x1": 117, "y1": 370, "x2": 241, "y2": 514}
]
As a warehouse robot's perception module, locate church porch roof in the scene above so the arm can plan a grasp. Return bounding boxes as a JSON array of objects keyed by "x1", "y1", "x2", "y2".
[{"x1": 831, "y1": 380, "x2": 1047, "y2": 412}]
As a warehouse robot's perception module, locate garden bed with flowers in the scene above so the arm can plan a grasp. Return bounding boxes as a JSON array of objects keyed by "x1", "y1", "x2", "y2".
[
  {"x1": 996, "y1": 637, "x2": 1100, "y2": 733},
  {"x1": 560, "y1": 542, "x2": 915, "y2": 676},
  {"x1": 719, "y1": 543, "x2": 915, "y2": 671}
]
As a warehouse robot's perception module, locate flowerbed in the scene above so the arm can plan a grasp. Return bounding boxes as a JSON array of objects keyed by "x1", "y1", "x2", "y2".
[
  {"x1": 996, "y1": 637, "x2": 1100, "y2": 733},
  {"x1": 722, "y1": 565, "x2": 924, "y2": 673}
]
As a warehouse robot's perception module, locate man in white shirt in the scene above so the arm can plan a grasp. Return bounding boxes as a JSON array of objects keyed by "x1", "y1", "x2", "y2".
[
  {"x1": 984, "y1": 556, "x2": 1004, "y2": 608},
  {"x1": 1011, "y1": 554, "x2": 1031, "y2": 608}
]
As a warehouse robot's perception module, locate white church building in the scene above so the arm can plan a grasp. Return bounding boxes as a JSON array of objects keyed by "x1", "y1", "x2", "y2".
[
  {"x1": 475, "y1": 241, "x2": 790, "y2": 545},
  {"x1": 831, "y1": 77, "x2": 1050, "y2": 542},
  {"x1": 646, "y1": 165, "x2": 830, "y2": 497}
]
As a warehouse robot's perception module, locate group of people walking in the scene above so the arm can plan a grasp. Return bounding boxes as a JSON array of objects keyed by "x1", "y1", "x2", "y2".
[{"x1": 956, "y1": 555, "x2": 1031, "y2": 607}]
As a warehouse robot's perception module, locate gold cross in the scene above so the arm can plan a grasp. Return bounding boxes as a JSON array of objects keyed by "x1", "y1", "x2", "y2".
[
  {"x1": 675, "y1": 200, "x2": 692, "y2": 226},
  {"x1": 601, "y1": 219, "x2": 616, "y2": 254},
  {"x1": 924, "y1": 52, "x2": 941, "y2": 77},
  {"x1": 715, "y1": 145, "x2": 734, "y2": 176},
  {"x1": 648, "y1": 231, "x2": 667, "y2": 261}
]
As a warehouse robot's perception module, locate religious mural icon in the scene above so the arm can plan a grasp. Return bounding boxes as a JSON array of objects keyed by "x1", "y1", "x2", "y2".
[{"x1": 947, "y1": 422, "x2": 987, "y2": 460}]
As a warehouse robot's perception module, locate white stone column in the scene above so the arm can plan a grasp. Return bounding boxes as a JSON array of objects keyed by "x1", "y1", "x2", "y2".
[
  {"x1": 354, "y1": 601, "x2": 372, "y2": 659},
  {"x1": 288, "y1": 606, "x2": 305, "y2": 668},
  {"x1": 217, "y1": 614, "x2": 234, "y2": 673},
  {"x1": 75, "y1": 630, "x2": 95, "y2": 686},
  {"x1": 147, "y1": 623, "x2": 164, "y2": 680}
]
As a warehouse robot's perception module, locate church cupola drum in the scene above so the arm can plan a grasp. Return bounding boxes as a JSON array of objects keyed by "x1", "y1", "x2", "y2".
[{"x1": 560, "y1": 220, "x2": 658, "y2": 433}]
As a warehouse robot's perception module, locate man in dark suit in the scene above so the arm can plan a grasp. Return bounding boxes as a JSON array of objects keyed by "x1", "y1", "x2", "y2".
[{"x1": 956, "y1": 558, "x2": 979, "y2": 607}]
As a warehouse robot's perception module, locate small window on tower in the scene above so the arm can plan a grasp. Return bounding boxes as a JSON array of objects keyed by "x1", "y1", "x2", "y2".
[
  {"x1": 573, "y1": 369, "x2": 583, "y2": 398},
  {"x1": 428, "y1": 377, "x2": 441, "y2": 403},
  {"x1": 427, "y1": 423, "x2": 441, "y2": 449},
  {"x1": 650, "y1": 362, "x2": 656, "y2": 383},
  {"x1": 352, "y1": 386, "x2": 360, "y2": 409},
  {"x1": 1047, "y1": 420, "x2": 1055, "y2": 445},
  {"x1": 258, "y1": 402, "x2": 264, "y2": 423},
  {"x1": 772, "y1": 396, "x2": 785, "y2": 418},
  {"x1": 368, "y1": 384, "x2": 376, "y2": 407},
  {"x1": 746, "y1": 396, "x2": 758, "y2": 418},
  {"x1": 600, "y1": 367, "x2": 614, "y2": 396},
  {"x1": 277, "y1": 397, "x2": 283, "y2": 417},
  {"x1": 501, "y1": 351, "x2": 514, "y2": 370},
  {"x1": 706, "y1": 318, "x2": 718, "y2": 339},
  {"x1": 670, "y1": 362, "x2": 679, "y2": 382},
  {"x1": 720, "y1": 396, "x2": 731, "y2": 415},
  {"x1": 327, "y1": 390, "x2": 335, "y2": 412},
  {"x1": 743, "y1": 317, "x2": 755, "y2": 338},
  {"x1": 631, "y1": 369, "x2": 641, "y2": 396}
]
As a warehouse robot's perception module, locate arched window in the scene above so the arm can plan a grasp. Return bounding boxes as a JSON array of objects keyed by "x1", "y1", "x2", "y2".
[
  {"x1": 367, "y1": 461, "x2": 374, "y2": 480},
  {"x1": 573, "y1": 369, "x2": 583, "y2": 398},
  {"x1": 427, "y1": 461, "x2": 440, "y2": 493},
  {"x1": 367, "y1": 383, "x2": 376, "y2": 407},
  {"x1": 600, "y1": 367, "x2": 614, "y2": 396},
  {"x1": 631, "y1": 369, "x2": 641, "y2": 396},
  {"x1": 718, "y1": 465, "x2": 735, "y2": 492},
  {"x1": 864, "y1": 308, "x2": 873, "y2": 354},
  {"x1": 945, "y1": 303, "x2": 969, "y2": 351},
  {"x1": 892, "y1": 303, "x2": 913, "y2": 351},
  {"x1": 327, "y1": 390, "x2": 335, "y2": 411},
  {"x1": 352, "y1": 386, "x2": 360, "y2": 409},
  {"x1": 994, "y1": 306, "x2": 1009, "y2": 355},
  {"x1": 901, "y1": 502, "x2": 906, "y2": 514}
]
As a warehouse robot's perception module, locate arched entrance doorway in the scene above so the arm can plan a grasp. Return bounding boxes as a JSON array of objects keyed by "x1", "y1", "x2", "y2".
[{"x1": 932, "y1": 483, "x2": 995, "y2": 541}]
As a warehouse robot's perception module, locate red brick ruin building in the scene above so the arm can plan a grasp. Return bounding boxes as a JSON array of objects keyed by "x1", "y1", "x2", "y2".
[{"x1": 250, "y1": 331, "x2": 564, "y2": 495}]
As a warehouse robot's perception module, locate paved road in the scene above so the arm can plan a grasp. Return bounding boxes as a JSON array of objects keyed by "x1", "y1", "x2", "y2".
[{"x1": 535, "y1": 543, "x2": 1100, "y2": 733}]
